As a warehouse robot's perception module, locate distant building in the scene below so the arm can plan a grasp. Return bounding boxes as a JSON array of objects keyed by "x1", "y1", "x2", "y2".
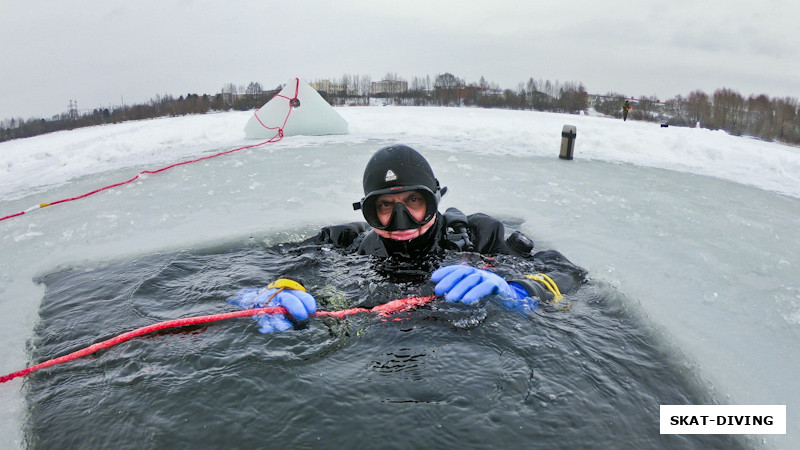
[
  {"x1": 310, "y1": 80, "x2": 345, "y2": 94},
  {"x1": 370, "y1": 79, "x2": 408, "y2": 96}
]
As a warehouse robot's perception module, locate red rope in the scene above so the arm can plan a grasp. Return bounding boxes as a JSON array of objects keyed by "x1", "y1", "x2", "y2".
[
  {"x1": 0, "y1": 295, "x2": 436, "y2": 384},
  {"x1": 253, "y1": 78, "x2": 300, "y2": 133},
  {"x1": 0, "y1": 79, "x2": 302, "y2": 223}
]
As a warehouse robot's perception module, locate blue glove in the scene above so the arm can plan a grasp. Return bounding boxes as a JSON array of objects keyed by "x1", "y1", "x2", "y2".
[
  {"x1": 432, "y1": 265, "x2": 519, "y2": 305},
  {"x1": 227, "y1": 285, "x2": 317, "y2": 334},
  {"x1": 432, "y1": 265, "x2": 539, "y2": 314},
  {"x1": 498, "y1": 294, "x2": 538, "y2": 316}
]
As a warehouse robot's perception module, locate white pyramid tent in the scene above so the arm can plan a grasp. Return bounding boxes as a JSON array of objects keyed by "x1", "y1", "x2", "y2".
[{"x1": 243, "y1": 79, "x2": 348, "y2": 138}]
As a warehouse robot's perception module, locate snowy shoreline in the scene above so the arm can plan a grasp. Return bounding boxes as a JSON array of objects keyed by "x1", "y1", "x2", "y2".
[{"x1": 2, "y1": 106, "x2": 800, "y2": 203}]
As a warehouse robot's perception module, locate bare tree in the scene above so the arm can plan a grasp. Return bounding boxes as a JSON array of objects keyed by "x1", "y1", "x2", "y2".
[
  {"x1": 434, "y1": 73, "x2": 464, "y2": 105},
  {"x1": 747, "y1": 94, "x2": 773, "y2": 138},
  {"x1": 772, "y1": 96, "x2": 799, "y2": 141},
  {"x1": 341, "y1": 74, "x2": 352, "y2": 98},
  {"x1": 710, "y1": 88, "x2": 745, "y2": 133},
  {"x1": 246, "y1": 82, "x2": 263, "y2": 97},
  {"x1": 222, "y1": 83, "x2": 238, "y2": 107},
  {"x1": 686, "y1": 90, "x2": 711, "y2": 127},
  {"x1": 557, "y1": 82, "x2": 589, "y2": 113},
  {"x1": 381, "y1": 72, "x2": 398, "y2": 97},
  {"x1": 359, "y1": 74, "x2": 372, "y2": 104}
]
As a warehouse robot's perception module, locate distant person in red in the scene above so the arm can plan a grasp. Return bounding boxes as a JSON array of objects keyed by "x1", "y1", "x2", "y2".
[{"x1": 623, "y1": 100, "x2": 632, "y2": 121}]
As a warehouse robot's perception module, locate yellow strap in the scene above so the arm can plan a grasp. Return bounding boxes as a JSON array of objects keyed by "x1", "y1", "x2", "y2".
[
  {"x1": 39, "y1": 202, "x2": 51, "y2": 208},
  {"x1": 268, "y1": 278, "x2": 306, "y2": 292},
  {"x1": 525, "y1": 273, "x2": 564, "y2": 304}
]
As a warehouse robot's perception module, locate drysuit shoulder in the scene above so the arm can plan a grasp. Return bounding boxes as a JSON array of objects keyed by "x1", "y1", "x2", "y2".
[
  {"x1": 464, "y1": 212, "x2": 535, "y2": 257},
  {"x1": 311, "y1": 222, "x2": 370, "y2": 248}
]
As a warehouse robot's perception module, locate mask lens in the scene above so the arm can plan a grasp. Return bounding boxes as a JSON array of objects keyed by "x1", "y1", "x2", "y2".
[{"x1": 360, "y1": 188, "x2": 437, "y2": 230}]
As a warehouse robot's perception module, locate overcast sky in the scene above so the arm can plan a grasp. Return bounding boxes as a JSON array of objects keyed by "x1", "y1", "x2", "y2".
[{"x1": 3, "y1": 0, "x2": 799, "y2": 121}]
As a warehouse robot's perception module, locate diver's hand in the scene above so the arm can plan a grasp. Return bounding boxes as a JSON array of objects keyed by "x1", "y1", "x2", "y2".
[
  {"x1": 497, "y1": 294, "x2": 538, "y2": 316},
  {"x1": 431, "y1": 265, "x2": 517, "y2": 304},
  {"x1": 256, "y1": 288, "x2": 317, "y2": 333},
  {"x1": 227, "y1": 280, "x2": 317, "y2": 334}
]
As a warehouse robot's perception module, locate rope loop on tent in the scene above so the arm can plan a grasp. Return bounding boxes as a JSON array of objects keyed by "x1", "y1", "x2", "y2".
[
  {"x1": 0, "y1": 294, "x2": 437, "y2": 384},
  {"x1": 251, "y1": 77, "x2": 300, "y2": 133},
  {"x1": 0, "y1": 78, "x2": 303, "y2": 223}
]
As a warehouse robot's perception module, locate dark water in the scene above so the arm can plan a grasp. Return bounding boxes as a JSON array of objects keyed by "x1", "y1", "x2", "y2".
[{"x1": 24, "y1": 238, "x2": 748, "y2": 449}]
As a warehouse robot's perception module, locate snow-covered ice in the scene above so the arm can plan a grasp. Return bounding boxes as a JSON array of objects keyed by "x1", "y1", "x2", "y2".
[{"x1": 2, "y1": 106, "x2": 799, "y2": 448}]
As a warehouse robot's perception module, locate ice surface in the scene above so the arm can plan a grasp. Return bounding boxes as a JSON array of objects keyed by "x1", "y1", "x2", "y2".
[{"x1": 1, "y1": 106, "x2": 799, "y2": 448}]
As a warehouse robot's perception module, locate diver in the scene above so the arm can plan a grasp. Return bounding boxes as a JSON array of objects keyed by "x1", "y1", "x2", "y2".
[{"x1": 228, "y1": 144, "x2": 586, "y2": 332}]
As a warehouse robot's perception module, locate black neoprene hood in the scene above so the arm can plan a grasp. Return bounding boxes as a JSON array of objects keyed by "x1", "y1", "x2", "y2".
[
  {"x1": 361, "y1": 144, "x2": 440, "y2": 195},
  {"x1": 353, "y1": 144, "x2": 447, "y2": 231}
]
